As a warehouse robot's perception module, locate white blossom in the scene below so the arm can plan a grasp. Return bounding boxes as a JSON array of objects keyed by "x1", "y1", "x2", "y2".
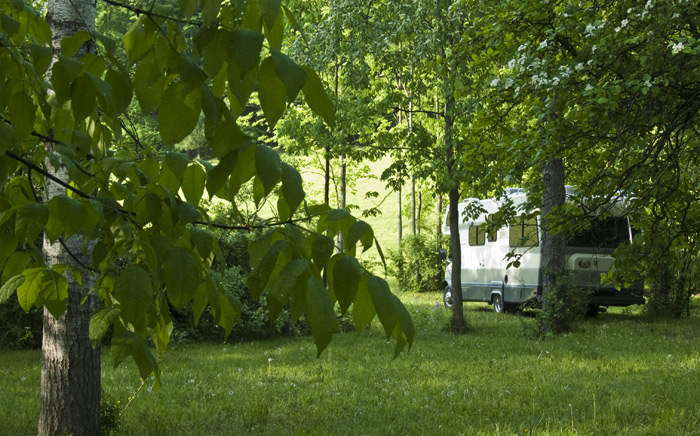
[
  {"x1": 585, "y1": 24, "x2": 596, "y2": 35},
  {"x1": 645, "y1": 80, "x2": 652, "y2": 88},
  {"x1": 507, "y1": 59, "x2": 516, "y2": 69},
  {"x1": 585, "y1": 84, "x2": 594, "y2": 92},
  {"x1": 672, "y1": 42, "x2": 685, "y2": 54},
  {"x1": 518, "y1": 44, "x2": 527, "y2": 51},
  {"x1": 575, "y1": 63, "x2": 585, "y2": 71},
  {"x1": 490, "y1": 78, "x2": 499, "y2": 87},
  {"x1": 538, "y1": 39, "x2": 548, "y2": 49},
  {"x1": 504, "y1": 78, "x2": 514, "y2": 89}
]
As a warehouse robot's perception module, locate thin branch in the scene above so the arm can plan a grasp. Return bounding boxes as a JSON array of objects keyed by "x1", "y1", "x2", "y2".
[
  {"x1": 6, "y1": 150, "x2": 91, "y2": 199},
  {"x1": 100, "y1": 0, "x2": 203, "y2": 26}
]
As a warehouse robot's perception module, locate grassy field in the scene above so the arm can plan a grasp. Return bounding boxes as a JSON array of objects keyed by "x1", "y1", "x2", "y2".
[{"x1": 3, "y1": 294, "x2": 700, "y2": 436}]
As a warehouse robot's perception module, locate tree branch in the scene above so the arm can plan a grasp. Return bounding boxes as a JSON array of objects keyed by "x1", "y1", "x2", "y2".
[{"x1": 100, "y1": 0, "x2": 203, "y2": 26}]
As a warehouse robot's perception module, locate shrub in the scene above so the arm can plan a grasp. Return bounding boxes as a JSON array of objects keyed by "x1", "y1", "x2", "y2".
[
  {"x1": 388, "y1": 234, "x2": 445, "y2": 293},
  {"x1": 0, "y1": 294, "x2": 43, "y2": 349},
  {"x1": 170, "y1": 231, "x2": 308, "y2": 343}
]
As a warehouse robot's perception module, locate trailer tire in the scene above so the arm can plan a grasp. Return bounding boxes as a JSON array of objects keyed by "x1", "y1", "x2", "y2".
[
  {"x1": 492, "y1": 293, "x2": 504, "y2": 313},
  {"x1": 443, "y1": 285, "x2": 453, "y2": 308},
  {"x1": 585, "y1": 304, "x2": 600, "y2": 317}
]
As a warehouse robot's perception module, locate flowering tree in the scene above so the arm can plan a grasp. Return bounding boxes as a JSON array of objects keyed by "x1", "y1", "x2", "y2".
[{"x1": 480, "y1": 0, "x2": 700, "y2": 325}]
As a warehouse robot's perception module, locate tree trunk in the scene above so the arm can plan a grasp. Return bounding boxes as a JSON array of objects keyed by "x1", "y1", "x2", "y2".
[
  {"x1": 411, "y1": 174, "x2": 416, "y2": 235},
  {"x1": 397, "y1": 182, "x2": 403, "y2": 246},
  {"x1": 417, "y1": 191, "x2": 422, "y2": 235},
  {"x1": 337, "y1": 154, "x2": 346, "y2": 252},
  {"x1": 324, "y1": 145, "x2": 330, "y2": 205},
  {"x1": 39, "y1": 232, "x2": 100, "y2": 436},
  {"x1": 445, "y1": 94, "x2": 465, "y2": 329},
  {"x1": 38, "y1": 0, "x2": 101, "y2": 434},
  {"x1": 540, "y1": 157, "x2": 567, "y2": 334}
]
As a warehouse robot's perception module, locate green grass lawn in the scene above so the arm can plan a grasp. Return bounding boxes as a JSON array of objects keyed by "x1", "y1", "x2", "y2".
[{"x1": 3, "y1": 295, "x2": 700, "y2": 436}]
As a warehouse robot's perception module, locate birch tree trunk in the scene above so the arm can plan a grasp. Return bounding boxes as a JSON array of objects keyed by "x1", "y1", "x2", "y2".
[{"x1": 39, "y1": 0, "x2": 101, "y2": 434}]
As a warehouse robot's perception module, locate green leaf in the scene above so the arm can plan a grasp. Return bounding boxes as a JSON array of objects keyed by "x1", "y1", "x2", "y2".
[
  {"x1": 176, "y1": 201, "x2": 200, "y2": 224},
  {"x1": 310, "y1": 234, "x2": 334, "y2": 269},
  {"x1": 200, "y1": 0, "x2": 222, "y2": 24},
  {"x1": 257, "y1": 0, "x2": 282, "y2": 29},
  {"x1": 271, "y1": 49, "x2": 306, "y2": 101},
  {"x1": 306, "y1": 276, "x2": 339, "y2": 357},
  {"x1": 229, "y1": 29, "x2": 264, "y2": 77},
  {"x1": 105, "y1": 68, "x2": 133, "y2": 115},
  {"x1": 390, "y1": 292, "x2": 415, "y2": 357},
  {"x1": 1, "y1": 13, "x2": 20, "y2": 38},
  {"x1": 267, "y1": 258, "x2": 309, "y2": 321},
  {"x1": 214, "y1": 292, "x2": 240, "y2": 338},
  {"x1": 165, "y1": 152, "x2": 190, "y2": 182},
  {"x1": 280, "y1": 162, "x2": 304, "y2": 215},
  {"x1": 347, "y1": 220, "x2": 373, "y2": 253},
  {"x1": 0, "y1": 120, "x2": 16, "y2": 156},
  {"x1": 46, "y1": 195, "x2": 86, "y2": 242},
  {"x1": 302, "y1": 66, "x2": 335, "y2": 129},
  {"x1": 114, "y1": 266, "x2": 153, "y2": 332},
  {"x1": 0, "y1": 275, "x2": 25, "y2": 304},
  {"x1": 40, "y1": 269, "x2": 69, "y2": 319},
  {"x1": 15, "y1": 202, "x2": 48, "y2": 244},
  {"x1": 367, "y1": 275, "x2": 397, "y2": 339},
  {"x1": 158, "y1": 82, "x2": 202, "y2": 145},
  {"x1": 182, "y1": 164, "x2": 206, "y2": 204},
  {"x1": 16, "y1": 267, "x2": 44, "y2": 312},
  {"x1": 6, "y1": 90, "x2": 35, "y2": 140},
  {"x1": 255, "y1": 145, "x2": 281, "y2": 196},
  {"x1": 111, "y1": 330, "x2": 160, "y2": 384},
  {"x1": 123, "y1": 21, "x2": 156, "y2": 64},
  {"x1": 332, "y1": 255, "x2": 362, "y2": 314},
  {"x1": 247, "y1": 239, "x2": 290, "y2": 298},
  {"x1": 90, "y1": 307, "x2": 122, "y2": 347},
  {"x1": 71, "y1": 75, "x2": 97, "y2": 120},
  {"x1": 61, "y1": 30, "x2": 92, "y2": 57},
  {"x1": 162, "y1": 247, "x2": 199, "y2": 309},
  {"x1": 0, "y1": 233, "x2": 18, "y2": 272},
  {"x1": 1, "y1": 252, "x2": 31, "y2": 284},
  {"x1": 258, "y1": 57, "x2": 286, "y2": 129},
  {"x1": 206, "y1": 151, "x2": 237, "y2": 198}
]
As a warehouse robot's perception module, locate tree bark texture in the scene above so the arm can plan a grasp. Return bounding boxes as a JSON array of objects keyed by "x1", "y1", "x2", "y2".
[
  {"x1": 540, "y1": 157, "x2": 567, "y2": 333},
  {"x1": 39, "y1": 0, "x2": 101, "y2": 434},
  {"x1": 444, "y1": 94, "x2": 465, "y2": 328}
]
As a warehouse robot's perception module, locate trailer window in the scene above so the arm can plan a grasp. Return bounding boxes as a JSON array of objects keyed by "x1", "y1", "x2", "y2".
[
  {"x1": 509, "y1": 215, "x2": 538, "y2": 247},
  {"x1": 468, "y1": 225, "x2": 486, "y2": 246},
  {"x1": 567, "y1": 217, "x2": 631, "y2": 248},
  {"x1": 486, "y1": 214, "x2": 498, "y2": 242}
]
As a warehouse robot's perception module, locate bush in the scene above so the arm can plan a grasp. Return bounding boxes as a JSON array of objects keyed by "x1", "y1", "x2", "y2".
[
  {"x1": 388, "y1": 234, "x2": 445, "y2": 293},
  {"x1": 0, "y1": 294, "x2": 43, "y2": 349},
  {"x1": 170, "y1": 231, "x2": 308, "y2": 343}
]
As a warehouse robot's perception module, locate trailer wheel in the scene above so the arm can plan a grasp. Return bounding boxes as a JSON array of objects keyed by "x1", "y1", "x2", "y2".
[
  {"x1": 443, "y1": 285, "x2": 453, "y2": 308},
  {"x1": 492, "y1": 293, "x2": 504, "y2": 313},
  {"x1": 585, "y1": 304, "x2": 600, "y2": 317}
]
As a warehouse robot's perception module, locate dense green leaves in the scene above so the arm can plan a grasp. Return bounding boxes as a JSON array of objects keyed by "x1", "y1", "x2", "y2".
[{"x1": 0, "y1": 0, "x2": 414, "y2": 389}]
